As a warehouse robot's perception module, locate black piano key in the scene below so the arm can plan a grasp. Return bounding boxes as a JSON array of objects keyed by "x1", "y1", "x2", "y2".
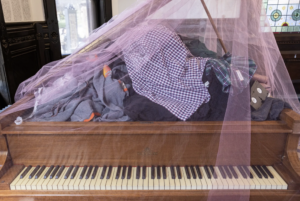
[
  {"x1": 50, "y1": 166, "x2": 60, "y2": 179},
  {"x1": 44, "y1": 165, "x2": 54, "y2": 179},
  {"x1": 86, "y1": 166, "x2": 93, "y2": 179},
  {"x1": 142, "y1": 166, "x2": 147, "y2": 180},
  {"x1": 204, "y1": 166, "x2": 211, "y2": 179},
  {"x1": 195, "y1": 166, "x2": 202, "y2": 179},
  {"x1": 157, "y1": 166, "x2": 161, "y2": 179},
  {"x1": 122, "y1": 166, "x2": 127, "y2": 179},
  {"x1": 162, "y1": 166, "x2": 167, "y2": 179},
  {"x1": 151, "y1": 166, "x2": 155, "y2": 180},
  {"x1": 242, "y1": 166, "x2": 253, "y2": 179},
  {"x1": 116, "y1": 166, "x2": 122, "y2": 179},
  {"x1": 92, "y1": 166, "x2": 99, "y2": 179},
  {"x1": 251, "y1": 166, "x2": 262, "y2": 178},
  {"x1": 237, "y1": 166, "x2": 247, "y2": 179},
  {"x1": 229, "y1": 166, "x2": 238, "y2": 179},
  {"x1": 218, "y1": 166, "x2": 226, "y2": 179},
  {"x1": 170, "y1": 166, "x2": 175, "y2": 179},
  {"x1": 71, "y1": 165, "x2": 79, "y2": 179},
  {"x1": 35, "y1": 165, "x2": 46, "y2": 179},
  {"x1": 136, "y1": 166, "x2": 141, "y2": 179},
  {"x1": 20, "y1": 166, "x2": 32, "y2": 179},
  {"x1": 100, "y1": 166, "x2": 107, "y2": 179},
  {"x1": 127, "y1": 166, "x2": 132, "y2": 180},
  {"x1": 209, "y1": 166, "x2": 217, "y2": 179},
  {"x1": 223, "y1": 166, "x2": 232, "y2": 179},
  {"x1": 176, "y1": 166, "x2": 182, "y2": 179},
  {"x1": 106, "y1": 166, "x2": 113, "y2": 179},
  {"x1": 262, "y1": 166, "x2": 274, "y2": 179},
  {"x1": 185, "y1": 166, "x2": 191, "y2": 179},
  {"x1": 29, "y1": 166, "x2": 40, "y2": 179},
  {"x1": 190, "y1": 166, "x2": 196, "y2": 179},
  {"x1": 257, "y1": 166, "x2": 268, "y2": 178},
  {"x1": 64, "y1": 165, "x2": 74, "y2": 179},
  {"x1": 56, "y1": 165, "x2": 65, "y2": 179},
  {"x1": 80, "y1": 166, "x2": 87, "y2": 179}
]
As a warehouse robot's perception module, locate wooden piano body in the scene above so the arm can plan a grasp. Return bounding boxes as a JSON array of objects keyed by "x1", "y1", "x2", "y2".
[{"x1": 0, "y1": 107, "x2": 300, "y2": 201}]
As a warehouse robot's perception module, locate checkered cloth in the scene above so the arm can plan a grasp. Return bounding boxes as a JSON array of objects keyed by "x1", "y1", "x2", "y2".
[
  {"x1": 205, "y1": 52, "x2": 257, "y2": 94},
  {"x1": 123, "y1": 25, "x2": 210, "y2": 121}
]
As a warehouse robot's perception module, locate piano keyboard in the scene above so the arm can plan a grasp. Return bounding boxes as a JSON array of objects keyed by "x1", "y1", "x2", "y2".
[{"x1": 10, "y1": 165, "x2": 288, "y2": 190}]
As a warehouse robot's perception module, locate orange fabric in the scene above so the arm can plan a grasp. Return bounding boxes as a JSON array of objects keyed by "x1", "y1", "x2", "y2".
[{"x1": 84, "y1": 112, "x2": 101, "y2": 122}]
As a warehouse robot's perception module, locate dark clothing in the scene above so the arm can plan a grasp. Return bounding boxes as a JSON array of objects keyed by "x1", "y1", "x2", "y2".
[
  {"x1": 123, "y1": 68, "x2": 229, "y2": 122},
  {"x1": 183, "y1": 39, "x2": 218, "y2": 59},
  {"x1": 251, "y1": 97, "x2": 292, "y2": 121}
]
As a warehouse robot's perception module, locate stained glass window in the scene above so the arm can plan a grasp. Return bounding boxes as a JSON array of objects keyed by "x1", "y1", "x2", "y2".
[{"x1": 263, "y1": 0, "x2": 300, "y2": 32}]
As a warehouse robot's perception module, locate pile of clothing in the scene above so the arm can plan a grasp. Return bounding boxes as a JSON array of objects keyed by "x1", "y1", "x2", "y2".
[{"x1": 27, "y1": 25, "x2": 291, "y2": 122}]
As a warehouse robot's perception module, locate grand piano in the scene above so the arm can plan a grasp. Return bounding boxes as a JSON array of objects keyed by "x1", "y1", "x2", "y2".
[
  {"x1": 0, "y1": 107, "x2": 299, "y2": 200},
  {"x1": 1, "y1": 0, "x2": 300, "y2": 200}
]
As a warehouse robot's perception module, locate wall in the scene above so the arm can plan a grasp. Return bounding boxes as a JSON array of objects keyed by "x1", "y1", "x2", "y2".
[
  {"x1": 111, "y1": 0, "x2": 241, "y2": 18},
  {"x1": 1, "y1": 0, "x2": 45, "y2": 22},
  {"x1": 112, "y1": 0, "x2": 137, "y2": 16}
]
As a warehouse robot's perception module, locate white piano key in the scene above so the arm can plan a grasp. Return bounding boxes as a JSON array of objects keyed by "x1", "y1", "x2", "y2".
[
  {"x1": 181, "y1": 167, "x2": 191, "y2": 190},
  {"x1": 25, "y1": 167, "x2": 44, "y2": 190},
  {"x1": 143, "y1": 167, "x2": 149, "y2": 190},
  {"x1": 148, "y1": 167, "x2": 154, "y2": 190},
  {"x1": 254, "y1": 167, "x2": 272, "y2": 189},
  {"x1": 192, "y1": 166, "x2": 203, "y2": 190},
  {"x1": 132, "y1": 167, "x2": 139, "y2": 190},
  {"x1": 215, "y1": 167, "x2": 229, "y2": 190},
  {"x1": 228, "y1": 167, "x2": 243, "y2": 189},
  {"x1": 53, "y1": 168, "x2": 68, "y2": 190},
  {"x1": 260, "y1": 167, "x2": 277, "y2": 190},
  {"x1": 233, "y1": 166, "x2": 250, "y2": 189},
  {"x1": 196, "y1": 167, "x2": 206, "y2": 190},
  {"x1": 79, "y1": 167, "x2": 89, "y2": 190},
  {"x1": 267, "y1": 166, "x2": 288, "y2": 190},
  {"x1": 84, "y1": 167, "x2": 97, "y2": 190},
  {"x1": 127, "y1": 167, "x2": 134, "y2": 190},
  {"x1": 265, "y1": 166, "x2": 284, "y2": 190},
  {"x1": 115, "y1": 167, "x2": 123, "y2": 190},
  {"x1": 241, "y1": 166, "x2": 256, "y2": 189},
  {"x1": 207, "y1": 167, "x2": 218, "y2": 190},
  {"x1": 250, "y1": 166, "x2": 266, "y2": 189},
  {"x1": 158, "y1": 167, "x2": 164, "y2": 190},
  {"x1": 10, "y1": 167, "x2": 27, "y2": 190},
  {"x1": 174, "y1": 167, "x2": 181, "y2": 190},
  {"x1": 166, "y1": 167, "x2": 175, "y2": 190},
  {"x1": 246, "y1": 166, "x2": 261, "y2": 189},
  {"x1": 19, "y1": 168, "x2": 35, "y2": 190},
  {"x1": 163, "y1": 167, "x2": 170, "y2": 190},
  {"x1": 153, "y1": 167, "x2": 160, "y2": 190},
  {"x1": 46, "y1": 172, "x2": 57, "y2": 190},
  {"x1": 70, "y1": 167, "x2": 83, "y2": 190},
  {"x1": 121, "y1": 167, "x2": 128, "y2": 190},
  {"x1": 92, "y1": 167, "x2": 103, "y2": 190},
  {"x1": 32, "y1": 167, "x2": 49, "y2": 190},
  {"x1": 200, "y1": 167, "x2": 212, "y2": 190},
  {"x1": 106, "y1": 167, "x2": 116, "y2": 190},
  {"x1": 63, "y1": 167, "x2": 75, "y2": 190},
  {"x1": 227, "y1": 166, "x2": 244, "y2": 189},
  {"x1": 204, "y1": 167, "x2": 218, "y2": 189},
  {"x1": 221, "y1": 168, "x2": 234, "y2": 190}
]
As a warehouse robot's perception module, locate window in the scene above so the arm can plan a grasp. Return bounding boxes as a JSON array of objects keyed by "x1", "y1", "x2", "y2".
[
  {"x1": 56, "y1": 0, "x2": 97, "y2": 55},
  {"x1": 263, "y1": 0, "x2": 300, "y2": 32}
]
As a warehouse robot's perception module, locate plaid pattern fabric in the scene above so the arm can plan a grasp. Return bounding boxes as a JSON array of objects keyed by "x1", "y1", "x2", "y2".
[
  {"x1": 123, "y1": 25, "x2": 210, "y2": 121},
  {"x1": 205, "y1": 52, "x2": 257, "y2": 94}
]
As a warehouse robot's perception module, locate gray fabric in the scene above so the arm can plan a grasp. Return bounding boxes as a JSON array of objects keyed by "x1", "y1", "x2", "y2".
[
  {"x1": 251, "y1": 97, "x2": 292, "y2": 121},
  {"x1": 28, "y1": 65, "x2": 131, "y2": 122}
]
